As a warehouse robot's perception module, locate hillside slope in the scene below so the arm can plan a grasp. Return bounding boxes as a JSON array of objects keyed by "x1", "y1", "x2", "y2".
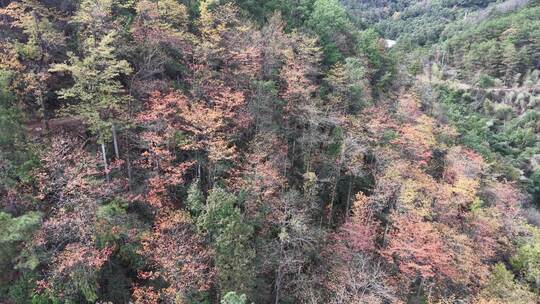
[{"x1": 0, "y1": 0, "x2": 539, "y2": 303}]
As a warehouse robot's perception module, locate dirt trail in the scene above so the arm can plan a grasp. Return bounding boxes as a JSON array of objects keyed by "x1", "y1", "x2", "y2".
[
  {"x1": 25, "y1": 117, "x2": 84, "y2": 135},
  {"x1": 416, "y1": 74, "x2": 472, "y2": 91}
]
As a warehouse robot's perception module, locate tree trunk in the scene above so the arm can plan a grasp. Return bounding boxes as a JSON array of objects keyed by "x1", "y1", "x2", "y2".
[
  {"x1": 428, "y1": 60, "x2": 433, "y2": 83},
  {"x1": 345, "y1": 176, "x2": 353, "y2": 219},
  {"x1": 112, "y1": 124, "x2": 120, "y2": 159},
  {"x1": 274, "y1": 245, "x2": 284, "y2": 304},
  {"x1": 31, "y1": 12, "x2": 49, "y2": 134},
  {"x1": 328, "y1": 148, "x2": 345, "y2": 224},
  {"x1": 124, "y1": 130, "x2": 133, "y2": 190},
  {"x1": 101, "y1": 143, "x2": 110, "y2": 183},
  {"x1": 126, "y1": 152, "x2": 132, "y2": 188},
  {"x1": 417, "y1": 277, "x2": 424, "y2": 297},
  {"x1": 39, "y1": 93, "x2": 49, "y2": 132},
  {"x1": 328, "y1": 174, "x2": 339, "y2": 225}
]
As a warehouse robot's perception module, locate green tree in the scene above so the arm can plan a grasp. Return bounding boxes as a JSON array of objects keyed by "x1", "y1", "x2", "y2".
[
  {"x1": 479, "y1": 263, "x2": 538, "y2": 303},
  {"x1": 0, "y1": 212, "x2": 42, "y2": 288},
  {"x1": 1, "y1": 0, "x2": 66, "y2": 130},
  {"x1": 221, "y1": 291, "x2": 248, "y2": 304},
  {"x1": 325, "y1": 57, "x2": 371, "y2": 113},
  {"x1": 511, "y1": 228, "x2": 540, "y2": 289},
  {"x1": 197, "y1": 187, "x2": 256, "y2": 297},
  {"x1": 50, "y1": 31, "x2": 131, "y2": 142},
  {"x1": 50, "y1": 31, "x2": 132, "y2": 180},
  {"x1": 530, "y1": 170, "x2": 540, "y2": 205},
  {"x1": 186, "y1": 179, "x2": 205, "y2": 217},
  {"x1": 307, "y1": 0, "x2": 353, "y2": 65},
  {"x1": 0, "y1": 70, "x2": 32, "y2": 185},
  {"x1": 357, "y1": 28, "x2": 395, "y2": 90},
  {"x1": 229, "y1": 0, "x2": 315, "y2": 27},
  {"x1": 72, "y1": 0, "x2": 116, "y2": 40}
]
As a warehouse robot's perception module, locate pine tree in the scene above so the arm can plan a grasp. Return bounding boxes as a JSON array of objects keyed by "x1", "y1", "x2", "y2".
[
  {"x1": 197, "y1": 187, "x2": 256, "y2": 297},
  {"x1": 186, "y1": 179, "x2": 205, "y2": 217}
]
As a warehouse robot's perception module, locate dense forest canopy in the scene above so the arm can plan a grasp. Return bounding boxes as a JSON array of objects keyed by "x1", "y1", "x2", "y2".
[{"x1": 0, "y1": 0, "x2": 539, "y2": 303}]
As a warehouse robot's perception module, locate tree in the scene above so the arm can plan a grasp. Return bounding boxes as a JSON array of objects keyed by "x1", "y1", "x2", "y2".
[
  {"x1": 137, "y1": 210, "x2": 215, "y2": 303},
  {"x1": 338, "y1": 192, "x2": 378, "y2": 253},
  {"x1": 381, "y1": 214, "x2": 458, "y2": 288},
  {"x1": 138, "y1": 89, "x2": 245, "y2": 198},
  {"x1": 42, "y1": 243, "x2": 112, "y2": 303},
  {"x1": 1, "y1": 0, "x2": 539, "y2": 303},
  {"x1": 186, "y1": 179, "x2": 205, "y2": 217},
  {"x1": 93, "y1": 200, "x2": 147, "y2": 303},
  {"x1": 530, "y1": 170, "x2": 540, "y2": 205},
  {"x1": 259, "y1": 12, "x2": 290, "y2": 79},
  {"x1": 130, "y1": 0, "x2": 193, "y2": 97},
  {"x1": 356, "y1": 28, "x2": 395, "y2": 90},
  {"x1": 307, "y1": 0, "x2": 354, "y2": 65},
  {"x1": 0, "y1": 212, "x2": 41, "y2": 287},
  {"x1": 269, "y1": 190, "x2": 322, "y2": 304},
  {"x1": 511, "y1": 228, "x2": 540, "y2": 289},
  {"x1": 50, "y1": 31, "x2": 132, "y2": 181},
  {"x1": 197, "y1": 187, "x2": 256, "y2": 297},
  {"x1": 221, "y1": 291, "x2": 248, "y2": 304},
  {"x1": 72, "y1": 0, "x2": 116, "y2": 41},
  {"x1": 225, "y1": 0, "x2": 314, "y2": 27},
  {"x1": 320, "y1": 191, "x2": 396, "y2": 303},
  {"x1": 0, "y1": 69, "x2": 37, "y2": 204},
  {"x1": 0, "y1": 0, "x2": 66, "y2": 130},
  {"x1": 50, "y1": 31, "x2": 131, "y2": 143},
  {"x1": 26, "y1": 133, "x2": 128, "y2": 303},
  {"x1": 325, "y1": 57, "x2": 372, "y2": 114},
  {"x1": 323, "y1": 250, "x2": 395, "y2": 304},
  {"x1": 280, "y1": 33, "x2": 320, "y2": 119},
  {"x1": 395, "y1": 115, "x2": 436, "y2": 166},
  {"x1": 476, "y1": 263, "x2": 539, "y2": 303},
  {"x1": 280, "y1": 31, "x2": 324, "y2": 174}
]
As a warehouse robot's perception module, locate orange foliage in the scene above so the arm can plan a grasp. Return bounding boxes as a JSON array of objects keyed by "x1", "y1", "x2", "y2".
[
  {"x1": 53, "y1": 243, "x2": 112, "y2": 275},
  {"x1": 382, "y1": 214, "x2": 457, "y2": 281},
  {"x1": 140, "y1": 88, "x2": 247, "y2": 163},
  {"x1": 280, "y1": 34, "x2": 321, "y2": 118},
  {"x1": 338, "y1": 192, "x2": 379, "y2": 255},
  {"x1": 394, "y1": 115, "x2": 436, "y2": 166},
  {"x1": 137, "y1": 210, "x2": 215, "y2": 301}
]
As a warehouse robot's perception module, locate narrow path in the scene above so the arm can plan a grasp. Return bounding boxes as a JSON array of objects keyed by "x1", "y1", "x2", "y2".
[{"x1": 25, "y1": 117, "x2": 84, "y2": 135}]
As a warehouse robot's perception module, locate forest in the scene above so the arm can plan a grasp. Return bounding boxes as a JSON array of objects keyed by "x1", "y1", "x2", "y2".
[{"x1": 0, "y1": 0, "x2": 539, "y2": 303}]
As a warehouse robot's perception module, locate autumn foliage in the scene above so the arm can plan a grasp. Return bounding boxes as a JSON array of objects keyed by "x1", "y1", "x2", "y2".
[{"x1": 0, "y1": 1, "x2": 538, "y2": 304}]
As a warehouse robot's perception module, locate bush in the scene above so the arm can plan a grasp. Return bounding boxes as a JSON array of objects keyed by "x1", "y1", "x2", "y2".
[
  {"x1": 494, "y1": 103, "x2": 513, "y2": 120},
  {"x1": 221, "y1": 292, "x2": 248, "y2": 304},
  {"x1": 530, "y1": 170, "x2": 540, "y2": 205},
  {"x1": 480, "y1": 263, "x2": 538, "y2": 303},
  {"x1": 511, "y1": 228, "x2": 540, "y2": 289},
  {"x1": 478, "y1": 74, "x2": 495, "y2": 88}
]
